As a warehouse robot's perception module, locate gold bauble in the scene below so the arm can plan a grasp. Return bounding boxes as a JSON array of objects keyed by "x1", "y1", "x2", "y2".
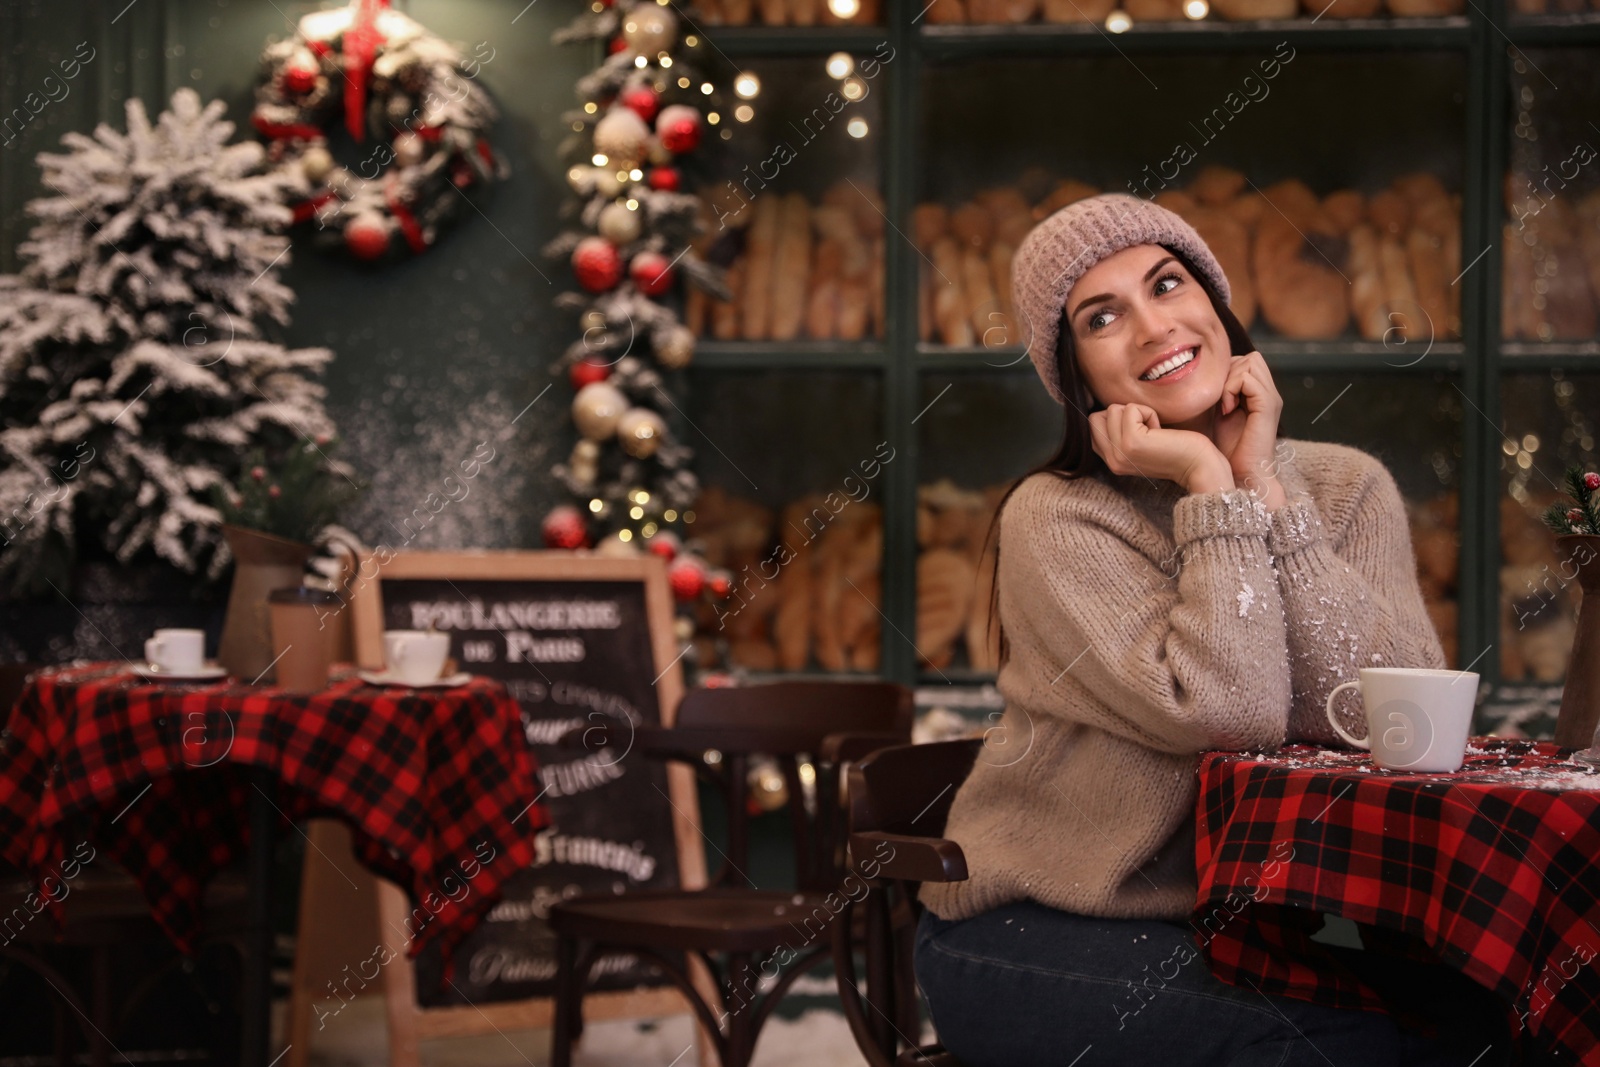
[
  {"x1": 656, "y1": 324, "x2": 695, "y2": 369},
  {"x1": 572, "y1": 382, "x2": 629, "y2": 440},
  {"x1": 301, "y1": 145, "x2": 334, "y2": 183},
  {"x1": 391, "y1": 130, "x2": 426, "y2": 167},
  {"x1": 621, "y1": 6, "x2": 678, "y2": 55},
  {"x1": 598, "y1": 201, "x2": 642, "y2": 245},
  {"x1": 616, "y1": 407, "x2": 667, "y2": 458},
  {"x1": 594, "y1": 107, "x2": 651, "y2": 169}
]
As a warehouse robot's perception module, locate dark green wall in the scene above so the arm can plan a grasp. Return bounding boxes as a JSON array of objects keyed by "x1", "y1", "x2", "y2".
[{"x1": 1, "y1": 0, "x2": 594, "y2": 553}]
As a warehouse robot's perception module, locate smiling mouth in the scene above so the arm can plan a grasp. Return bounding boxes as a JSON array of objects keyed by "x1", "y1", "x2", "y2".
[{"x1": 1141, "y1": 346, "x2": 1198, "y2": 382}]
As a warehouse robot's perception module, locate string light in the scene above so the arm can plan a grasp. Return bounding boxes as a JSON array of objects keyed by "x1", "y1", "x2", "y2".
[
  {"x1": 1184, "y1": 0, "x2": 1208, "y2": 15},
  {"x1": 592, "y1": 153, "x2": 608, "y2": 166},
  {"x1": 635, "y1": 55, "x2": 649, "y2": 68},
  {"x1": 663, "y1": 509, "x2": 678, "y2": 522},
  {"x1": 630, "y1": 505, "x2": 645, "y2": 519},
  {"x1": 588, "y1": 498, "x2": 604, "y2": 513},
  {"x1": 826, "y1": 52, "x2": 853, "y2": 79},
  {"x1": 828, "y1": 0, "x2": 860, "y2": 16},
  {"x1": 659, "y1": 53, "x2": 673, "y2": 67},
  {"x1": 735, "y1": 105, "x2": 754, "y2": 122},
  {"x1": 1106, "y1": 9, "x2": 1132, "y2": 30},
  {"x1": 707, "y1": 112, "x2": 720, "y2": 124},
  {"x1": 584, "y1": 102, "x2": 597, "y2": 114},
  {"x1": 847, "y1": 117, "x2": 868, "y2": 138},
  {"x1": 619, "y1": 528, "x2": 634, "y2": 541},
  {"x1": 629, "y1": 168, "x2": 643, "y2": 180},
  {"x1": 700, "y1": 82, "x2": 714, "y2": 95},
  {"x1": 734, "y1": 72, "x2": 761, "y2": 98}
]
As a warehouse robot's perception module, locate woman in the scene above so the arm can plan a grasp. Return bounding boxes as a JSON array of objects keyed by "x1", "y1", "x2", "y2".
[{"x1": 913, "y1": 194, "x2": 1506, "y2": 1066}]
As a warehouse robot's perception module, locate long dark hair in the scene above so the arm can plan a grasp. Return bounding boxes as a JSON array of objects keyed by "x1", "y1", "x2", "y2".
[{"x1": 979, "y1": 245, "x2": 1259, "y2": 670}]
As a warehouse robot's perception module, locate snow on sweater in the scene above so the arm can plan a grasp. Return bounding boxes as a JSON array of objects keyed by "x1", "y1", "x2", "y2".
[{"x1": 918, "y1": 438, "x2": 1447, "y2": 923}]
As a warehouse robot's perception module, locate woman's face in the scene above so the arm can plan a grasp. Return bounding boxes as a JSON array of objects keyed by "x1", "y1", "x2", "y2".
[{"x1": 1064, "y1": 244, "x2": 1232, "y2": 434}]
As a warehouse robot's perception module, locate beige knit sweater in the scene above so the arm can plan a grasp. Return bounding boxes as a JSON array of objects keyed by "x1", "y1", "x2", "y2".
[{"x1": 919, "y1": 438, "x2": 1446, "y2": 923}]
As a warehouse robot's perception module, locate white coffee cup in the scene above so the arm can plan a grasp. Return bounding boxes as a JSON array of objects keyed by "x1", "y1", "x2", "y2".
[
  {"x1": 1324, "y1": 667, "x2": 1479, "y2": 772},
  {"x1": 383, "y1": 630, "x2": 450, "y2": 685},
  {"x1": 145, "y1": 628, "x2": 205, "y2": 674}
]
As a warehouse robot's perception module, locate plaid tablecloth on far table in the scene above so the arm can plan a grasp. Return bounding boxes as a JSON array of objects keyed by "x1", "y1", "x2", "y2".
[
  {"x1": 1195, "y1": 738, "x2": 1600, "y2": 1065},
  {"x1": 0, "y1": 662, "x2": 550, "y2": 963}
]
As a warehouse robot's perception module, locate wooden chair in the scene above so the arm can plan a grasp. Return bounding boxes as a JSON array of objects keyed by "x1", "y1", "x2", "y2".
[
  {"x1": 832, "y1": 738, "x2": 982, "y2": 1067},
  {"x1": 548, "y1": 680, "x2": 914, "y2": 1067}
]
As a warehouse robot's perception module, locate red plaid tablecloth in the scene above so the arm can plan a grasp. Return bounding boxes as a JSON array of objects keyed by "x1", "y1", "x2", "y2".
[
  {"x1": 1194, "y1": 738, "x2": 1600, "y2": 1065},
  {"x1": 0, "y1": 662, "x2": 550, "y2": 963}
]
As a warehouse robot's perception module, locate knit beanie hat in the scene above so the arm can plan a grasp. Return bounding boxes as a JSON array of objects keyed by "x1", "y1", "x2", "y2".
[{"x1": 1012, "y1": 193, "x2": 1232, "y2": 407}]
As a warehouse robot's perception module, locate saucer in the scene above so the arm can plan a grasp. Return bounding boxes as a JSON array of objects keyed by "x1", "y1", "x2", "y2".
[
  {"x1": 132, "y1": 662, "x2": 229, "y2": 682},
  {"x1": 357, "y1": 670, "x2": 471, "y2": 689}
]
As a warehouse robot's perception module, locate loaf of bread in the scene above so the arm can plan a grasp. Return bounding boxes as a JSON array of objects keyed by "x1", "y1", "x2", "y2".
[
  {"x1": 770, "y1": 193, "x2": 811, "y2": 341},
  {"x1": 740, "y1": 196, "x2": 778, "y2": 340},
  {"x1": 1252, "y1": 180, "x2": 1350, "y2": 340}
]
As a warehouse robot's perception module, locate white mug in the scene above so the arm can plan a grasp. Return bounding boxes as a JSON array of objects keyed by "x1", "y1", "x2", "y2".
[
  {"x1": 145, "y1": 628, "x2": 205, "y2": 674},
  {"x1": 383, "y1": 630, "x2": 450, "y2": 685},
  {"x1": 1324, "y1": 667, "x2": 1479, "y2": 772}
]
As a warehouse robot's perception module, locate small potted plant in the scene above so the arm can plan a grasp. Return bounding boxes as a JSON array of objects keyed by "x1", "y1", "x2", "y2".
[
  {"x1": 213, "y1": 440, "x2": 359, "y2": 681},
  {"x1": 1540, "y1": 466, "x2": 1600, "y2": 749}
]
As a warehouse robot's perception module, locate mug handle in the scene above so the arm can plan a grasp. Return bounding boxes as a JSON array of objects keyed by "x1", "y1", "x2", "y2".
[
  {"x1": 145, "y1": 636, "x2": 163, "y2": 665},
  {"x1": 1324, "y1": 680, "x2": 1369, "y2": 749}
]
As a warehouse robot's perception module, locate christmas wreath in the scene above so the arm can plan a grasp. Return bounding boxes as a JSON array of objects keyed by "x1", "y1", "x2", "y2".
[{"x1": 250, "y1": 0, "x2": 507, "y2": 261}]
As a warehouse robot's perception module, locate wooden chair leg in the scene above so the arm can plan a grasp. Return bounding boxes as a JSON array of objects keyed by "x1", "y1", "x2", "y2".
[
  {"x1": 551, "y1": 933, "x2": 581, "y2": 1067},
  {"x1": 726, "y1": 952, "x2": 756, "y2": 1067},
  {"x1": 893, "y1": 902, "x2": 922, "y2": 1044},
  {"x1": 865, "y1": 889, "x2": 897, "y2": 1053},
  {"x1": 90, "y1": 945, "x2": 112, "y2": 1067}
]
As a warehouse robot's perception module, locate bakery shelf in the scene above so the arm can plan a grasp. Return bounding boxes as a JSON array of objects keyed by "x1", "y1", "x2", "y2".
[
  {"x1": 918, "y1": 17, "x2": 1472, "y2": 56},
  {"x1": 693, "y1": 341, "x2": 890, "y2": 367},
  {"x1": 1506, "y1": 13, "x2": 1600, "y2": 44},
  {"x1": 696, "y1": 26, "x2": 892, "y2": 54},
  {"x1": 1500, "y1": 342, "x2": 1600, "y2": 368}
]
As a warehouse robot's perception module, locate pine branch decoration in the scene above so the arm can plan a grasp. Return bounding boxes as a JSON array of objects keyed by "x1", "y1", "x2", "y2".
[{"x1": 1542, "y1": 466, "x2": 1600, "y2": 536}]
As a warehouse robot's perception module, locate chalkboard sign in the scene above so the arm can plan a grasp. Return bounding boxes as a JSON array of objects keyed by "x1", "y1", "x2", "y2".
[{"x1": 343, "y1": 552, "x2": 708, "y2": 1052}]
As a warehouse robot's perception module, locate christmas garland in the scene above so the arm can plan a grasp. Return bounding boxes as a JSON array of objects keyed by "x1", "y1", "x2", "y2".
[
  {"x1": 250, "y1": 0, "x2": 506, "y2": 261},
  {"x1": 542, "y1": 0, "x2": 739, "y2": 633}
]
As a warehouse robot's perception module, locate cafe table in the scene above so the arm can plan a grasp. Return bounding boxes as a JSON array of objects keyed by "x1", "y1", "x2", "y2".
[
  {"x1": 1195, "y1": 737, "x2": 1600, "y2": 1065},
  {"x1": 0, "y1": 661, "x2": 550, "y2": 1067}
]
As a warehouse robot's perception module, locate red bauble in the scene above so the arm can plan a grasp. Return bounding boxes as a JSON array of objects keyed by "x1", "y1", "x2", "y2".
[
  {"x1": 646, "y1": 530, "x2": 681, "y2": 563},
  {"x1": 573, "y1": 236, "x2": 624, "y2": 292},
  {"x1": 344, "y1": 215, "x2": 390, "y2": 260},
  {"x1": 708, "y1": 571, "x2": 733, "y2": 599},
  {"x1": 620, "y1": 86, "x2": 660, "y2": 125},
  {"x1": 647, "y1": 166, "x2": 680, "y2": 191},
  {"x1": 283, "y1": 62, "x2": 318, "y2": 94},
  {"x1": 542, "y1": 506, "x2": 590, "y2": 550},
  {"x1": 608, "y1": 36, "x2": 630, "y2": 54},
  {"x1": 569, "y1": 359, "x2": 611, "y2": 389},
  {"x1": 669, "y1": 558, "x2": 706, "y2": 601},
  {"x1": 630, "y1": 250, "x2": 675, "y2": 296},
  {"x1": 656, "y1": 105, "x2": 702, "y2": 155}
]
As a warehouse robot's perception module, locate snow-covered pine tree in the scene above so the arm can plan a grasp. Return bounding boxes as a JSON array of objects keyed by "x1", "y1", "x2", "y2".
[{"x1": 0, "y1": 87, "x2": 339, "y2": 596}]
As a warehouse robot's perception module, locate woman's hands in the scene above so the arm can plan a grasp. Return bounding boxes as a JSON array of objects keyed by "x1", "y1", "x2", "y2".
[
  {"x1": 1089, "y1": 403, "x2": 1234, "y2": 495},
  {"x1": 1212, "y1": 352, "x2": 1286, "y2": 508}
]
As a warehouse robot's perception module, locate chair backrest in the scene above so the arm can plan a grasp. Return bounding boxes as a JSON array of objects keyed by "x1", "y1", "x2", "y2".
[
  {"x1": 848, "y1": 737, "x2": 982, "y2": 840},
  {"x1": 674, "y1": 680, "x2": 914, "y2": 892},
  {"x1": 836, "y1": 738, "x2": 983, "y2": 1067}
]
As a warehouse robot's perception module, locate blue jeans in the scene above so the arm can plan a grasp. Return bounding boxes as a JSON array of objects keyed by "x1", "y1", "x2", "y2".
[{"x1": 914, "y1": 901, "x2": 1512, "y2": 1067}]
